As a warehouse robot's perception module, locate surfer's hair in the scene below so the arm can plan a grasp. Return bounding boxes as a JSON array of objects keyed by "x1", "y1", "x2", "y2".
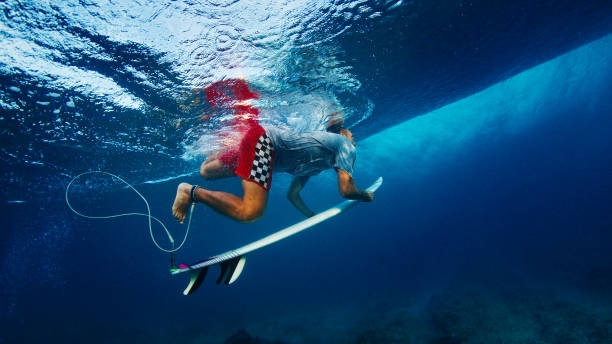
[{"x1": 327, "y1": 123, "x2": 346, "y2": 134}]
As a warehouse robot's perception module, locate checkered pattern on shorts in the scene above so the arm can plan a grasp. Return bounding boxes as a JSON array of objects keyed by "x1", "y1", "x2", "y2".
[{"x1": 248, "y1": 133, "x2": 273, "y2": 189}]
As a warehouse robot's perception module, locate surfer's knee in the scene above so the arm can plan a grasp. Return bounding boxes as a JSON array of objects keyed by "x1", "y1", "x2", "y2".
[
  {"x1": 236, "y1": 204, "x2": 265, "y2": 223},
  {"x1": 200, "y1": 159, "x2": 234, "y2": 180},
  {"x1": 200, "y1": 161, "x2": 220, "y2": 180},
  {"x1": 236, "y1": 211, "x2": 262, "y2": 223},
  {"x1": 237, "y1": 180, "x2": 267, "y2": 222},
  {"x1": 199, "y1": 162, "x2": 211, "y2": 179}
]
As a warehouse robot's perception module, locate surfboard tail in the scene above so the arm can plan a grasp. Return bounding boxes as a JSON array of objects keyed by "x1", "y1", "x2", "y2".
[
  {"x1": 173, "y1": 176, "x2": 382, "y2": 295},
  {"x1": 183, "y1": 267, "x2": 208, "y2": 295},
  {"x1": 180, "y1": 255, "x2": 247, "y2": 295}
]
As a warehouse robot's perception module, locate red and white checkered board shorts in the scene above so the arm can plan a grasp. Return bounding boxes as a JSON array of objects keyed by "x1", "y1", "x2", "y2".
[{"x1": 234, "y1": 126, "x2": 274, "y2": 190}]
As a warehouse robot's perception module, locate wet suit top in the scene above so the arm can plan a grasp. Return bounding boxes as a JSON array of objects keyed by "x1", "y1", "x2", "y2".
[{"x1": 265, "y1": 128, "x2": 356, "y2": 177}]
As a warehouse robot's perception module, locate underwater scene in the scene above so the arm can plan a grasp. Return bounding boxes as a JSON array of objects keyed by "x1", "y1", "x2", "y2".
[{"x1": 2, "y1": 0, "x2": 612, "y2": 343}]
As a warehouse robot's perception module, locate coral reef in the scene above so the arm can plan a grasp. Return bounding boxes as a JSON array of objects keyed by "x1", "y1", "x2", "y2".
[
  {"x1": 427, "y1": 287, "x2": 612, "y2": 344},
  {"x1": 222, "y1": 285, "x2": 612, "y2": 344},
  {"x1": 225, "y1": 329, "x2": 289, "y2": 344}
]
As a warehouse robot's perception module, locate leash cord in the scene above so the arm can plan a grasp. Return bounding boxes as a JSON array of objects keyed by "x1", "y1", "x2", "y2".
[{"x1": 65, "y1": 171, "x2": 193, "y2": 253}]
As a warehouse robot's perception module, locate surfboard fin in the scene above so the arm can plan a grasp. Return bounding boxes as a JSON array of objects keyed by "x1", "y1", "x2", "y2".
[
  {"x1": 217, "y1": 256, "x2": 247, "y2": 285},
  {"x1": 183, "y1": 267, "x2": 208, "y2": 295}
]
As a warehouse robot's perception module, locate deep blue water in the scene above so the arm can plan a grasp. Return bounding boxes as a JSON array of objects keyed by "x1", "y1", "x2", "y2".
[{"x1": 2, "y1": 1, "x2": 612, "y2": 343}]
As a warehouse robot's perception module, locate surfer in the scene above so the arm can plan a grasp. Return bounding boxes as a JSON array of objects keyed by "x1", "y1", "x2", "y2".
[{"x1": 172, "y1": 80, "x2": 373, "y2": 223}]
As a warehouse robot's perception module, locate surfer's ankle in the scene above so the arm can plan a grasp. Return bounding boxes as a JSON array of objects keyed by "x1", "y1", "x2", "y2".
[{"x1": 190, "y1": 184, "x2": 201, "y2": 203}]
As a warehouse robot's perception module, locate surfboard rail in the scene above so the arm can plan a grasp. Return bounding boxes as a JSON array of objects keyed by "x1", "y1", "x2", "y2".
[{"x1": 173, "y1": 176, "x2": 382, "y2": 295}]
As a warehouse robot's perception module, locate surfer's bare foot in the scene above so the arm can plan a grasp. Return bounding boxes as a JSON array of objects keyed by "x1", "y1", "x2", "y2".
[{"x1": 172, "y1": 182, "x2": 192, "y2": 224}]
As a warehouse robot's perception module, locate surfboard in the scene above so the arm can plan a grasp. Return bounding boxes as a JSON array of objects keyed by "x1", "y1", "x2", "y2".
[{"x1": 172, "y1": 176, "x2": 383, "y2": 295}]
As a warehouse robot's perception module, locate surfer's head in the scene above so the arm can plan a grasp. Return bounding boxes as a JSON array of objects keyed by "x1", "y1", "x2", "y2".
[
  {"x1": 327, "y1": 124, "x2": 354, "y2": 145},
  {"x1": 327, "y1": 113, "x2": 354, "y2": 145},
  {"x1": 327, "y1": 123, "x2": 354, "y2": 144}
]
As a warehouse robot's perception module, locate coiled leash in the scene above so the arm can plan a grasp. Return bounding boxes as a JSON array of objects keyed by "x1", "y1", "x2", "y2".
[{"x1": 65, "y1": 171, "x2": 196, "y2": 270}]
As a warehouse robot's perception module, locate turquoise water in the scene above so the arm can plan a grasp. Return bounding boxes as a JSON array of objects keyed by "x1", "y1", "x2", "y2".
[{"x1": 1, "y1": 1, "x2": 612, "y2": 343}]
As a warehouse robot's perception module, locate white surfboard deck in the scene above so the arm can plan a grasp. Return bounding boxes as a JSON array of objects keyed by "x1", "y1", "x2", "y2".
[{"x1": 172, "y1": 176, "x2": 382, "y2": 294}]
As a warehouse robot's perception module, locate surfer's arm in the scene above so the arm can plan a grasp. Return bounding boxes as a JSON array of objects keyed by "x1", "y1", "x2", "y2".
[
  {"x1": 336, "y1": 169, "x2": 374, "y2": 202},
  {"x1": 287, "y1": 176, "x2": 316, "y2": 217}
]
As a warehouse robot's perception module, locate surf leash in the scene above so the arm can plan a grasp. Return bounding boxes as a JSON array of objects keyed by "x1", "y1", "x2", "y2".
[{"x1": 65, "y1": 171, "x2": 194, "y2": 268}]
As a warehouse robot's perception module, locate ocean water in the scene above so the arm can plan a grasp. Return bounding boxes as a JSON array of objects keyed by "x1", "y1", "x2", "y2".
[{"x1": 1, "y1": 1, "x2": 612, "y2": 343}]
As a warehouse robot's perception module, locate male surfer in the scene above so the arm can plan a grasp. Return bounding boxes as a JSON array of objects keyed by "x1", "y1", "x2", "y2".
[{"x1": 172, "y1": 80, "x2": 373, "y2": 223}]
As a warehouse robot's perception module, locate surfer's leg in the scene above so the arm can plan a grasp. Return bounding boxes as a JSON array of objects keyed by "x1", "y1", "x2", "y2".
[
  {"x1": 199, "y1": 147, "x2": 239, "y2": 180},
  {"x1": 172, "y1": 180, "x2": 267, "y2": 223},
  {"x1": 199, "y1": 158, "x2": 234, "y2": 180}
]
